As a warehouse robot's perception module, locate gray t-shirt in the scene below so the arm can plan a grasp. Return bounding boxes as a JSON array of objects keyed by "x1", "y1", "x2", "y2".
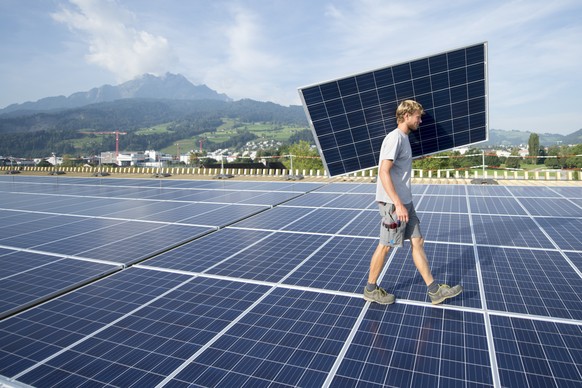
[{"x1": 375, "y1": 128, "x2": 413, "y2": 204}]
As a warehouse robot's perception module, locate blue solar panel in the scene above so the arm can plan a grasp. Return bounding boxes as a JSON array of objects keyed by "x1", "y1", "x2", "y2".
[
  {"x1": 0, "y1": 176, "x2": 581, "y2": 388},
  {"x1": 140, "y1": 228, "x2": 273, "y2": 273},
  {"x1": 232, "y1": 206, "x2": 316, "y2": 230},
  {"x1": 491, "y1": 315, "x2": 582, "y2": 387},
  {"x1": 1, "y1": 270, "x2": 271, "y2": 387},
  {"x1": 0, "y1": 268, "x2": 192, "y2": 378},
  {"x1": 418, "y1": 212, "x2": 473, "y2": 244},
  {"x1": 328, "y1": 193, "x2": 376, "y2": 209},
  {"x1": 424, "y1": 184, "x2": 468, "y2": 196},
  {"x1": 280, "y1": 208, "x2": 365, "y2": 234},
  {"x1": 167, "y1": 288, "x2": 362, "y2": 387},
  {"x1": 468, "y1": 196, "x2": 527, "y2": 215},
  {"x1": 0, "y1": 250, "x2": 120, "y2": 319},
  {"x1": 566, "y1": 251, "x2": 582, "y2": 272},
  {"x1": 382, "y1": 242, "x2": 481, "y2": 309},
  {"x1": 418, "y1": 195, "x2": 468, "y2": 213},
  {"x1": 66, "y1": 224, "x2": 213, "y2": 265},
  {"x1": 333, "y1": 304, "x2": 492, "y2": 387},
  {"x1": 539, "y1": 218, "x2": 582, "y2": 251},
  {"x1": 466, "y1": 185, "x2": 512, "y2": 197},
  {"x1": 0, "y1": 216, "x2": 212, "y2": 265},
  {"x1": 506, "y1": 186, "x2": 562, "y2": 198},
  {"x1": 472, "y1": 214, "x2": 555, "y2": 249},
  {"x1": 338, "y1": 210, "x2": 378, "y2": 237},
  {"x1": 299, "y1": 43, "x2": 488, "y2": 176},
  {"x1": 282, "y1": 236, "x2": 377, "y2": 293},
  {"x1": 206, "y1": 233, "x2": 330, "y2": 282},
  {"x1": 283, "y1": 191, "x2": 375, "y2": 209},
  {"x1": 517, "y1": 197, "x2": 582, "y2": 217},
  {"x1": 478, "y1": 246, "x2": 582, "y2": 320},
  {"x1": 313, "y1": 182, "x2": 377, "y2": 194}
]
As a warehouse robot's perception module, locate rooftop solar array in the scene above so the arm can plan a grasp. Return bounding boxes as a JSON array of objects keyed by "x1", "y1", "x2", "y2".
[
  {"x1": 1, "y1": 175, "x2": 581, "y2": 387},
  {"x1": 299, "y1": 42, "x2": 488, "y2": 177}
]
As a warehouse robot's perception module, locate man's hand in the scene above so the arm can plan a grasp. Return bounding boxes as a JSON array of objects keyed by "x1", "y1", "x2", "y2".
[{"x1": 394, "y1": 203, "x2": 409, "y2": 223}]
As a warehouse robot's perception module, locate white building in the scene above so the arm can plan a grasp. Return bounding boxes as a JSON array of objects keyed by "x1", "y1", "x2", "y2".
[
  {"x1": 117, "y1": 152, "x2": 145, "y2": 167},
  {"x1": 46, "y1": 155, "x2": 63, "y2": 166},
  {"x1": 100, "y1": 151, "x2": 145, "y2": 166}
]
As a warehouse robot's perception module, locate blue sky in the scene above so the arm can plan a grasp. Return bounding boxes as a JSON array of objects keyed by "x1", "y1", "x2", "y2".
[{"x1": 1, "y1": 0, "x2": 581, "y2": 135}]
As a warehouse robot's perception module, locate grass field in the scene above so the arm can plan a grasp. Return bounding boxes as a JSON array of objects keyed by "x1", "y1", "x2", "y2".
[
  {"x1": 70, "y1": 118, "x2": 307, "y2": 156},
  {"x1": 135, "y1": 123, "x2": 174, "y2": 135},
  {"x1": 161, "y1": 118, "x2": 308, "y2": 154}
]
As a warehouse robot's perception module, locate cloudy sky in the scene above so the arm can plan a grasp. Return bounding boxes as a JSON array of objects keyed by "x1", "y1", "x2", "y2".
[{"x1": 1, "y1": 0, "x2": 581, "y2": 134}]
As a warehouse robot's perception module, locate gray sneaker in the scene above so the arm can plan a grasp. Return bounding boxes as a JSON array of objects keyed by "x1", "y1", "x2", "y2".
[
  {"x1": 428, "y1": 284, "x2": 463, "y2": 305},
  {"x1": 363, "y1": 286, "x2": 395, "y2": 305}
]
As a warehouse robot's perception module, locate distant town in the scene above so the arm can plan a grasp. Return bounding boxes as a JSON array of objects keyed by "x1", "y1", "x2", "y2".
[
  {"x1": 1, "y1": 141, "x2": 576, "y2": 169},
  {"x1": 0, "y1": 139, "x2": 286, "y2": 168}
]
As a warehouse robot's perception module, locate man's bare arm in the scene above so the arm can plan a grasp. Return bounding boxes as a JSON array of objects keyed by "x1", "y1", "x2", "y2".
[{"x1": 379, "y1": 159, "x2": 409, "y2": 222}]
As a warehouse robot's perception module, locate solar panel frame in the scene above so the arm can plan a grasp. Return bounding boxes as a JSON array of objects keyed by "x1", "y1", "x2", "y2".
[{"x1": 299, "y1": 42, "x2": 489, "y2": 177}]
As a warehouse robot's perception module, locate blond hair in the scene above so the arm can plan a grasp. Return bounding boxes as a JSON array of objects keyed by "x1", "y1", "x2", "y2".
[{"x1": 396, "y1": 100, "x2": 424, "y2": 123}]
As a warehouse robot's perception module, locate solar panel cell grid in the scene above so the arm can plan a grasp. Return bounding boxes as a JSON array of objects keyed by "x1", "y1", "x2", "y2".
[
  {"x1": 418, "y1": 212, "x2": 473, "y2": 244},
  {"x1": 472, "y1": 215, "x2": 555, "y2": 249},
  {"x1": 491, "y1": 315, "x2": 582, "y2": 387},
  {"x1": 169, "y1": 288, "x2": 362, "y2": 388},
  {"x1": 178, "y1": 204, "x2": 269, "y2": 227},
  {"x1": 383, "y1": 243, "x2": 481, "y2": 309},
  {"x1": 566, "y1": 252, "x2": 582, "y2": 272},
  {"x1": 207, "y1": 232, "x2": 331, "y2": 282},
  {"x1": 417, "y1": 195, "x2": 468, "y2": 213},
  {"x1": 231, "y1": 206, "x2": 315, "y2": 230},
  {"x1": 283, "y1": 236, "x2": 378, "y2": 293},
  {"x1": 300, "y1": 43, "x2": 488, "y2": 176},
  {"x1": 283, "y1": 192, "x2": 339, "y2": 207},
  {"x1": 517, "y1": 197, "x2": 582, "y2": 217},
  {"x1": 281, "y1": 208, "x2": 365, "y2": 234},
  {"x1": 0, "y1": 252, "x2": 120, "y2": 319},
  {"x1": 539, "y1": 218, "x2": 582, "y2": 251},
  {"x1": 333, "y1": 304, "x2": 492, "y2": 387},
  {"x1": 0, "y1": 177, "x2": 580, "y2": 388},
  {"x1": 338, "y1": 210, "x2": 378, "y2": 237},
  {"x1": 468, "y1": 196, "x2": 527, "y2": 215},
  {"x1": 478, "y1": 246, "x2": 582, "y2": 320},
  {"x1": 142, "y1": 228, "x2": 273, "y2": 273},
  {"x1": 16, "y1": 275, "x2": 271, "y2": 388}
]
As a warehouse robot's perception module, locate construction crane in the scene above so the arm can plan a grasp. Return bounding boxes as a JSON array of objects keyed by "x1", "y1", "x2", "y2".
[{"x1": 80, "y1": 130, "x2": 127, "y2": 157}]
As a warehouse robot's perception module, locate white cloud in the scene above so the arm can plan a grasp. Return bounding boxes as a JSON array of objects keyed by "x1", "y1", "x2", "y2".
[
  {"x1": 52, "y1": 0, "x2": 177, "y2": 81},
  {"x1": 203, "y1": 5, "x2": 284, "y2": 102}
]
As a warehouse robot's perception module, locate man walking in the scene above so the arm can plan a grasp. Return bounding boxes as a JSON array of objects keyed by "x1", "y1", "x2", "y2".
[{"x1": 364, "y1": 100, "x2": 463, "y2": 305}]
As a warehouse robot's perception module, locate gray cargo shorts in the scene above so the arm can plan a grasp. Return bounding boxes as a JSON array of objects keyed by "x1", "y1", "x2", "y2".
[{"x1": 378, "y1": 202, "x2": 422, "y2": 247}]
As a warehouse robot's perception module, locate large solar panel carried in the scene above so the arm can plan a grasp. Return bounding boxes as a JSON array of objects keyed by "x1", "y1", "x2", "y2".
[{"x1": 299, "y1": 42, "x2": 488, "y2": 177}]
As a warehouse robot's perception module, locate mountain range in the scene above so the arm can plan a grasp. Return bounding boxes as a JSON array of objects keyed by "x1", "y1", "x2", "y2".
[
  {"x1": 0, "y1": 73, "x2": 580, "y2": 148},
  {"x1": 0, "y1": 73, "x2": 230, "y2": 115},
  {"x1": 483, "y1": 128, "x2": 582, "y2": 147}
]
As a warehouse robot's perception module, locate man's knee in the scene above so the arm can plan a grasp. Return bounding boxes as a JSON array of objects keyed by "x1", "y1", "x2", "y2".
[
  {"x1": 376, "y1": 243, "x2": 391, "y2": 255},
  {"x1": 411, "y1": 237, "x2": 424, "y2": 248}
]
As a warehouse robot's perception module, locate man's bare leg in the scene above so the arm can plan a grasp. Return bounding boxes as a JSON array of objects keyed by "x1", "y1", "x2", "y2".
[
  {"x1": 364, "y1": 243, "x2": 395, "y2": 304},
  {"x1": 410, "y1": 237, "x2": 434, "y2": 286},
  {"x1": 410, "y1": 237, "x2": 463, "y2": 304},
  {"x1": 368, "y1": 243, "x2": 390, "y2": 284}
]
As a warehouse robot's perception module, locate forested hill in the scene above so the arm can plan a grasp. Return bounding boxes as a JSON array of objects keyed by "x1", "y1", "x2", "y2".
[
  {"x1": 0, "y1": 98, "x2": 309, "y2": 157},
  {"x1": 0, "y1": 98, "x2": 307, "y2": 134}
]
